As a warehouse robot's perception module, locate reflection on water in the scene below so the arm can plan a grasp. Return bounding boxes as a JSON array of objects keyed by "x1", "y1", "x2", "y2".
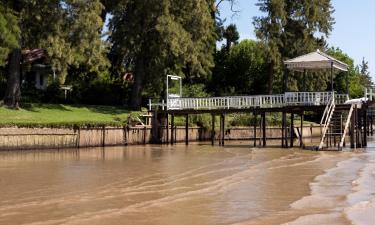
[{"x1": 0, "y1": 141, "x2": 373, "y2": 225}]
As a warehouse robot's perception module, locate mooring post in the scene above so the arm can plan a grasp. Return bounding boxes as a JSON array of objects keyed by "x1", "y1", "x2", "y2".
[
  {"x1": 185, "y1": 114, "x2": 189, "y2": 145},
  {"x1": 290, "y1": 113, "x2": 294, "y2": 148},
  {"x1": 262, "y1": 112, "x2": 266, "y2": 147},
  {"x1": 171, "y1": 114, "x2": 175, "y2": 144},
  {"x1": 253, "y1": 112, "x2": 257, "y2": 147},
  {"x1": 300, "y1": 111, "x2": 304, "y2": 148},
  {"x1": 211, "y1": 114, "x2": 215, "y2": 146}
]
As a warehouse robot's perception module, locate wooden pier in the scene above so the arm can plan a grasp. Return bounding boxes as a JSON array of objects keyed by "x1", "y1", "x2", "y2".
[
  {"x1": 149, "y1": 90, "x2": 374, "y2": 150},
  {"x1": 148, "y1": 51, "x2": 374, "y2": 150}
]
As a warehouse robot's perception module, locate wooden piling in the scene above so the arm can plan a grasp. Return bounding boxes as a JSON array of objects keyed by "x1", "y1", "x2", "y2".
[
  {"x1": 363, "y1": 108, "x2": 367, "y2": 147},
  {"x1": 262, "y1": 112, "x2": 266, "y2": 147},
  {"x1": 221, "y1": 113, "x2": 225, "y2": 146},
  {"x1": 290, "y1": 113, "x2": 294, "y2": 147},
  {"x1": 166, "y1": 113, "x2": 169, "y2": 144},
  {"x1": 371, "y1": 114, "x2": 373, "y2": 135},
  {"x1": 282, "y1": 111, "x2": 288, "y2": 148},
  {"x1": 185, "y1": 114, "x2": 189, "y2": 145},
  {"x1": 211, "y1": 114, "x2": 215, "y2": 146},
  {"x1": 171, "y1": 114, "x2": 175, "y2": 144},
  {"x1": 300, "y1": 111, "x2": 304, "y2": 148},
  {"x1": 253, "y1": 112, "x2": 257, "y2": 147}
]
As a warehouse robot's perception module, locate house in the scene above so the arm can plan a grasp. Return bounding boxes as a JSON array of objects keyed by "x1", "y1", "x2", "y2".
[{"x1": 22, "y1": 49, "x2": 55, "y2": 90}]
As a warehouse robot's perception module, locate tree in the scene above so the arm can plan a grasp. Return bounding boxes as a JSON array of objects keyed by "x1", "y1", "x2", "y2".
[
  {"x1": 254, "y1": 0, "x2": 335, "y2": 94},
  {"x1": 0, "y1": 4, "x2": 20, "y2": 66},
  {"x1": 327, "y1": 47, "x2": 371, "y2": 98},
  {"x1": 210, "y1": 39, "x2": 267, "y2": 95},
  {"x1": 223, "y1": 24, "x2": 239, "y2": 52},
  {"x1": 359, "y1": 57, "x2": 372, "y2": 87},
  {"x1": 2, "y1": 0, "x2": 108, "y2": 108},
  {"x1": 109, "y1": 0, "x2": 216, "y2": 109}
]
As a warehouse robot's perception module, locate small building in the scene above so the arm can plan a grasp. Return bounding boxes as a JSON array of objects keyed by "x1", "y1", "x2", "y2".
[{"x1": 22, "y1": 49, "x2": 55, "y2": 90}]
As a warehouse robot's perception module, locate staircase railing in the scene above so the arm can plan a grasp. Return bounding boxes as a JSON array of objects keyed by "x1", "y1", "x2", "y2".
[
  {"x1": 339, "y1": 104, "x2": 354, "y2": 149},
  {"x1": 319, "y1": 94, "x2": 336, "y2": 150}
]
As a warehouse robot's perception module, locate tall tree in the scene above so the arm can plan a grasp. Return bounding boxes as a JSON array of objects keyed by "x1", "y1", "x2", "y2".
[
  {"x1": 0, "y1": 3, "x2": 20, "y2": 66},
  {"x1": 254, "y1": 0, "x2": 335, "y2": 93},
  {"x1": 223, "y1": 24, "x2": 239, "y2": 52},
  {"x1": 2, "y1": 0, "x2": 107, "y2": 108},
  {"x1": 109, "y1": 0, "x2": 216, "y2": 109},
  {"x1": 359, "y1": 57, "x2": 372, "y2": 87}
]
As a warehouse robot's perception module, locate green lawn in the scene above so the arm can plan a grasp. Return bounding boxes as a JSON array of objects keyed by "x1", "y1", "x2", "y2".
[{"x1": 0, "y1": 104, "x2": 133, "y2": 127}]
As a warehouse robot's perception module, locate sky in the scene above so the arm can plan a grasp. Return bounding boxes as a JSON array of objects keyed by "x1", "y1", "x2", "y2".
[{"x1": 218, "y1": 0, "x2": 375, "y2": 78}]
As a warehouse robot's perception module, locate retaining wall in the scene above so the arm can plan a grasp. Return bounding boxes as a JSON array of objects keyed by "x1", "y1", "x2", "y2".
[{"x1": 0, "y1": 125, "x2": 322, "y2": 150}]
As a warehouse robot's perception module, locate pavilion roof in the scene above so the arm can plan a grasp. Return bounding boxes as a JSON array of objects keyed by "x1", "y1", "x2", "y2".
[{"x1": 284, "y1": 49, "x2": 349, "y2": 72}]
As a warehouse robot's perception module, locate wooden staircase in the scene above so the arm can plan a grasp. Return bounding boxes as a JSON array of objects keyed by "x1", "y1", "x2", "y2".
[{"x1": 318, "y1": 96, "x2": 354, "y2": 150}]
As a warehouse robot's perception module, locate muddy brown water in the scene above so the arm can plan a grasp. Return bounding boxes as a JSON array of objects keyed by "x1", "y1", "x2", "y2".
[{"x1": 0, "y1": 140, "x2": 374, "y2": 225}]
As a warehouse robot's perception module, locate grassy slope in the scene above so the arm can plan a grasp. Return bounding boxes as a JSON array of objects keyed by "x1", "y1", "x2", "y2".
[{"x1": 0, "y1": 104, "x2": 132, "y2": 127}]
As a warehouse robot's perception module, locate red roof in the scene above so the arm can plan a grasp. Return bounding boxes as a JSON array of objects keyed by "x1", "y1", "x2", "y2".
[{"x1": 22, "y1": 49, "x2": 46, "y2": 63}]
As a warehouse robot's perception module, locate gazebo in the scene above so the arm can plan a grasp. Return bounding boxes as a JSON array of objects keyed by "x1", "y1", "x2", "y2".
[{"x1": 284, "y1": 49, "x2": 349, "y2": 93}]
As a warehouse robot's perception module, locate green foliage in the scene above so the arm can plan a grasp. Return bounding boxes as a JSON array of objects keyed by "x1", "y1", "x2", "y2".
[
  {"x1": 211, "y1": 39, "x2": 268, "y2": 95},
  {"x1": 109, "y1": 0, "x2": 216, "y2": 107},
  {"x1": 327, "y1": 47, "x2": 372, "y2": 98},
  {"x1": 0, "y1": 4, "x2": 20, "y2": 66},
  {"x1": 254, "y1": 0, "x2": 335, "y2": 93}
]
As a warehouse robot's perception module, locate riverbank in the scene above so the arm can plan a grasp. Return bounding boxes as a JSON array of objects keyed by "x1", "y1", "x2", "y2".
[{"x1": 0, "y1": 141, "x2": 373, "y2": 224}]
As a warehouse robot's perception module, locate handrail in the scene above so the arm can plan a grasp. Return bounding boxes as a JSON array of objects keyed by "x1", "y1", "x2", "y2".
[
  {"x1": 339, "y1": 104, "x2": 354, "y2": 149},
  {"x1": 320, "y1": 94, "x2": 334, "y2": 125},
  {"x1": 319, "y1": 94, "x2": 335, "y2": 150},
  {"x1": 149, "y1": 91, "x2": 349, "y2": 111}
]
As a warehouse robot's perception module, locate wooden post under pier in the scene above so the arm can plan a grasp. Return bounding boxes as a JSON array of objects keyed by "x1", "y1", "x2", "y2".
[
  {"x1": 300, "y1": 111, "x2": 304, "y2": 148},
  {"x1": 185, "y1": 114, "x2": 189, "y2": 145},
  {"x1": 211, "y1": 114, "x2": 215, "y2": 145},
  {"x1": 171, "y1": 114, "x2": 175, "y2": 144},
  {"x1": 262, "y1": 112, "x2": 266, "y2": 147},
  {"x1": 290, "y1": 113, "x2": 294, "y2": 147},
  {"x1": 253, "y1": 112, "x2": 257, "y2": 147}
]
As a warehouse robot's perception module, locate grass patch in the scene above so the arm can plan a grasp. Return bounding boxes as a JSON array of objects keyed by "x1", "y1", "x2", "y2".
[{"x1": 0, "y1": 103, "x2": 133, "y2": 127}]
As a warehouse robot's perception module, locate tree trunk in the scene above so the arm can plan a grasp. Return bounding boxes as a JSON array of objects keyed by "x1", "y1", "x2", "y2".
[
  {"x1": 130, "y1": 56, "x2": 145, "y2": 109},
  {"x1": 267, "y1": 61, "x2": 274, "y2": 94},
  {"x1": 3, "y1": 49, "x2": 22, "y2": 109}
]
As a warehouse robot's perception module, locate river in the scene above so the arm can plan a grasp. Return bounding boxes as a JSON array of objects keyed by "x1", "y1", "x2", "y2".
[{"x1": 0, "y1": 140, "x2": 374, "y2": 225}]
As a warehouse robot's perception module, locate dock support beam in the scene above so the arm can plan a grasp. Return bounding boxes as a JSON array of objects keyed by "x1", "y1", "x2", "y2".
[
  {"x1": 262, "y1": 112, "x2": 266, "y2": 147},
  {"x1": 282, "y1": 111, "x2": 286, "y2": 148},
  {"x1": 185, "y1": 114, "x2": 189, "y2": 145},
  {"x1": 211, "y1": 114, "x2": 215, "y2": 145},
  {"x1": 350, "y1": 108, "x2": 355, "y2": 148},
  {"x1": 253, "y1": 112, "x2": 257, "y2": 147},
  {"x1": 220, "y1": 113, "x2": 225, "y2": 146},
  {"x1": 363, "y1": 108, "x2": 367, "y2": 147},
  {"x1": 290, "y1": 113, "x2": 294, "y2": 147},
  {"x1": 166, "y1": 113, "x2": 169, "y2": 144},
  {"x1": 300, "y1": 111, "x2": 304, "y2": 148},
  {"x1": 171, "y1": 114, "x2": 175, "y2": 144}
]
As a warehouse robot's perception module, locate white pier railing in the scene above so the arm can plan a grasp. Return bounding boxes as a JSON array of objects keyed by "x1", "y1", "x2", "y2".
[{"x1": 149, "y1": 92, "x2": 349, "y2": 111}]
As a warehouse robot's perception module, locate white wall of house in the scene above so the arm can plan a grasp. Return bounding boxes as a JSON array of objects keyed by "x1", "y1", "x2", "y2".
[{"x1": 34, "y1": 72, "x2": 48, "y2": 90}]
